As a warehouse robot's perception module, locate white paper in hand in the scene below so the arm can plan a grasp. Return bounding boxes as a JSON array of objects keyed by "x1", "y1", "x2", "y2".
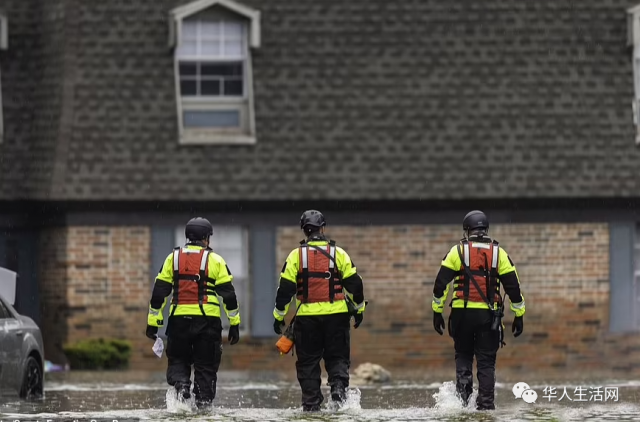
[{"x1": 152, "y1": 337, "x2": 164, "y2": 358}]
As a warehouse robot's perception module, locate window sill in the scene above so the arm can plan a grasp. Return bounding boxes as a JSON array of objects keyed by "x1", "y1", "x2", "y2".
[{"x1": 179, "y1": 134, "x2": 256, "y2": 145}]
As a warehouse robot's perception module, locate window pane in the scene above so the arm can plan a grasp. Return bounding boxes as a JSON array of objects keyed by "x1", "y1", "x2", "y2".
[
  {"x1": 183, "y1": 110, "x2": 240, "y2": 128},
  {"x1": 223, "y1": 40, "x2": 243, "y2": 57},
  {"x1": 201, "y1": 40, "x2": 221, "y2": 56},
  {"x1": 181, "y1": 21, "x2": 198, "y2": 39},
  {"x1": 179, "y1": 62, "x2": 197, "y2": 76},
  {"x1": 201, "y1": 21, "x2": 222, "y2": 38},
  {"x1": 212, "y1": 226, "x2": 244, "y2": 249},
  {"x1": 221, "y1": 254, "x2": 246, "y2": 278},
  {"x1": 223, "y1": 80, "x2": 243, "y2": 96},
  {"x1": 223, "y1": 22, "x2": 243, "y2": 39},
  {"x1": 201, "y1": 80, "x2": 221, "y2": 96},
  {"x1": 180, "y1": 80, "x2": 197, "y2": 96},
  {"x1": 177, "y1": 40, "x2": 198, "y2": 57},
  {"x1": 201, "y1": 63, "x2": 242, "y2": 76}
]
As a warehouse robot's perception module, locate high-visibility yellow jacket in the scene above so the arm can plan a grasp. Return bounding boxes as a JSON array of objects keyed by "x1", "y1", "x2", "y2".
[
  {"x1": 432, "y1": 238, "x2": 525, "y2": 317},
  {"x1": 147, "y1": 243, "x2": 241, "y2": 327},
  {"x1": 273, "y1": 238, "x2": 366, "y2": 319}
]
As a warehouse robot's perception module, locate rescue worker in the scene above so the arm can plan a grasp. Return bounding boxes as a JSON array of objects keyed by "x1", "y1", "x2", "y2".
[
  {"x1": 145, "y1": 217, "x2": 241, "y2": 408},
  {"x1": 431, "y1": 210, "x2": 525, "y2": 410},
  {"x1": 273, "y1": 210, "x2": 366, "y2": 412}
]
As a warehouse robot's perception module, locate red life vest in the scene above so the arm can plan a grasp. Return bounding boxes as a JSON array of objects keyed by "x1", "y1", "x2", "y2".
[
  {"x1": 296, "y1": 240, "x2": 344, "y2": 304},
  {"x1": 170, "y1": 246, "x2": 216, "y2": 316},
  {"x1": 454, "y1": 239, "x2": 501, "y2": 306}
]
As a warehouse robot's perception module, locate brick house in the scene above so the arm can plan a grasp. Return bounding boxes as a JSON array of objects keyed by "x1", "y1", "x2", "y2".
[{"x1": 1, "y1": 0, "x2": 640, "y2": 379}]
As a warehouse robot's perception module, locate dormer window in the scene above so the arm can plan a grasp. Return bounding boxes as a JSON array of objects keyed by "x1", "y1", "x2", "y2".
[{"x1": 169, "y1": 0, "x2": 260, "y2": 145}]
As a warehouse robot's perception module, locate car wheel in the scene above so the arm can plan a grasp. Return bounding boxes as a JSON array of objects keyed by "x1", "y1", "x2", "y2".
[{"x1": 19, "y1": 356, "x2": 43, "y2": 399}]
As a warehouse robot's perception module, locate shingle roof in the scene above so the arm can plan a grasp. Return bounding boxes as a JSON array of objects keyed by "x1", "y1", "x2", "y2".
[{"x1": 2, "y1": 0, "x2": 640, "y2": 201}]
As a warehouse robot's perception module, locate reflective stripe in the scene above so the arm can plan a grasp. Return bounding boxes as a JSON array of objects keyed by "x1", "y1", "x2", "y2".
[
  {"x1": 274, "y1": 308, "x2": 286, "y2": 317},
  {"x1": 433, "y1": 296, "x2": 443, "y2": 305},
  {"x1": 148, "y1": 308, "x2": 160, "y2": 316},
  {"x1": 301, "y1": 247, "x2": 308, "y2": 269},
  {"x1": 355, "y1": 301, "x2": 365, "y2": 310},
  {"x1": 329, "y1": 245, "x2": 336, "y2": 269},
  {"x1": 181, "y1": 248, "x2": 201, "y2": 254},
  {"x1": 512, "y1": 300, "x2": 525, "y2": 309},
  {"x1": 173, "y1": 249, "x2": 180, "y2": 271},
  {"x1": 200, "y1": 250, "x2": 209, "y2": 271},
  {"x1": 463, "y1": 243, "x2": 470, "y2": 267},
  {"x1": 471, "y1": 242, "x2": 490, "y2": 249},
  {"x1": 491, "y1": 244, "x2": 499, "y2": 269},
  {"x1": 227, "y1": 308, "x2": 239, "y2": 317}
]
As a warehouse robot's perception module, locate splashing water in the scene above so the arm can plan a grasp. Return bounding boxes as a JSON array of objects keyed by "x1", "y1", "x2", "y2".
[
  {"x1": 325, "y1": 387, "x2": 362, "y2": 412},
  {"x1": 165, "y1": 387, "x2": 196, "y2": 413},
  {"x1": 5, "y1": 373, "x2": 640, "y2": 421},
  {"x1": 432, "y1": 381, "x2": 478, "y2": 413}
]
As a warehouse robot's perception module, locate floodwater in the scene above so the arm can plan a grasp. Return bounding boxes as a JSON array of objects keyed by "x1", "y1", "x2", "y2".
[{"x1": 2, "y1": 371, "x2": 640, "y2": 421}]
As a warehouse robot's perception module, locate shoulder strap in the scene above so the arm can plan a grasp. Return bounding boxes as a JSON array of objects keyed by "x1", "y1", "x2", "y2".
[
  {"x1": 170, "y1": 247, "x2": 181, "y2": 317},
  {"x1": 197, "y1": 250, "x2": 209, "y2": 316},
  {"x1": 307, "y1": 243, "x2": 338, "y2": 271},
  {"x1": 298, "y1": 245, "x2": 309, "y2": 302}
]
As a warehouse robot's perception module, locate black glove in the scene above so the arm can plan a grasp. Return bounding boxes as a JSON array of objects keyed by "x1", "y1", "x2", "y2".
[
  {"x1": 228, "y1": 324, "x2": 240, "y2": 345},
  {"x1": 433, "y1": 312, "x2": 445, "y2": 335},
  {"x1": 273, "y1": 319, "x2": 285, "y2": 335},
  {"x1": 512, "y1": 316, "x2": 523, "y2": 337},
  {"x1": 145, "y1": 325, "x2": 158, "y2": 340},
  {"x1": 354, "y1": 312, "x2": 364, "y2": 329}
]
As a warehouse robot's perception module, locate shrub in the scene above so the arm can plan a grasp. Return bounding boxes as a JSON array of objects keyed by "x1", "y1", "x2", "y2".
[{"x1": 63, "y1": 338, "x2": 132, "y2": 370}]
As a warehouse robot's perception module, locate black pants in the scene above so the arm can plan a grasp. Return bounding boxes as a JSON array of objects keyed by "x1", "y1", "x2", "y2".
[
  {"x1": 293, "y1": 313, "x2": 351, "y2": 408},
  {"x1": 449, "y1": 308, "x2": 500, "y2": 410},
  {"x1": 166, "y1": 315, "x2": 223, "y2": 405}
]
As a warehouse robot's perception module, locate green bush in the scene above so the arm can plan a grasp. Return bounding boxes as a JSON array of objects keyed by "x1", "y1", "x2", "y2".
[{"x1": 63, "y1": 338, "x2": 132, "y2": 370}]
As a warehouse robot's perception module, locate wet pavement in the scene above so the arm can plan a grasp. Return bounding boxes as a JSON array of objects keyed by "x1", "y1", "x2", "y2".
[{"x1": 2, "y1": 371, "x2": 640, "y2": 421}]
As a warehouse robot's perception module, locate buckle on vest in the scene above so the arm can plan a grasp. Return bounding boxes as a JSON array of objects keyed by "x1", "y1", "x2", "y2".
[{"x1": 324, "y1": 271, "x2": 332, "y2": 280}]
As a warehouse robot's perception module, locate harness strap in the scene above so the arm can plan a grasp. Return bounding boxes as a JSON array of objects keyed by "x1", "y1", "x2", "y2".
[
  {"x1": 198, "y1": 250, "x2": 209, "y2": 317},
  {"x1": 298, "y1": 240, "x2": 342, "y2": 303},
  {"x1": 170, "y1": 247, "x2": 181, "y2": 317},
  {"x1": 307, "y1": 240, "x2": 340, "y2": 303},
  {"x1": 299, "y1": 246, "x2": 309, "y2": 302},
  {"x1": 171, "y1": 247, "x2": 216, "y2": 317},
  {"x1": 457, "y1": 241, "x2": 495, "y2": 308}
]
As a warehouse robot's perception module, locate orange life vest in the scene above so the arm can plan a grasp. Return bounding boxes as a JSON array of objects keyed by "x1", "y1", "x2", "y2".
[
  {"x1": 296, "y1": 240, "x2": 344, "y2": 304},
  {"x1": 454, "y1": 239, "x2": 501, "y2": 306},
  {"x1": 170, "y1": 246, "x2": 216, "y2": 316}
]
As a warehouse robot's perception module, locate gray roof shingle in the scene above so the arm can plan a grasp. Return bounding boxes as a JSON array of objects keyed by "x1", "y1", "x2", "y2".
[{"x1": 2, "y1": 0, "x2": 640, "y2": 201}]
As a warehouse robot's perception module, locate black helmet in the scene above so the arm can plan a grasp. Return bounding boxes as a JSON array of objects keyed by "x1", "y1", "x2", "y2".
[
  {"x1": 300, "y1": 210, "x2": 326, "y2": 230},
  {"x1": 463, "y1": 210, "x2": 489, "y2": 231},
  {"x1": 185, "y1": 217, "x2": 213, "y2": 241}
]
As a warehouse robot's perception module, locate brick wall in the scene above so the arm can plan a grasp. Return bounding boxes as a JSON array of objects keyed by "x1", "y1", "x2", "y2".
[
  {"x1": 271, "y1": 223, "x2": 640, "y2": 381},
  {"x1": 39, "y1": 227, "x2": 157, "y2": 368},
  {"x1": 39, "y1": 222, "x2": 640, "y2": 380}
]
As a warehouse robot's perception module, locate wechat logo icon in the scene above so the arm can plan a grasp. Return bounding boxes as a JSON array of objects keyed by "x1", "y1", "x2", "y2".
[{"x1": 513, "y1": 382, "x2": 537, "y2": 404}]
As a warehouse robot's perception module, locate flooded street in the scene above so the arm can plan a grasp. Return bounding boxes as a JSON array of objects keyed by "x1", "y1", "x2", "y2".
[{"x1": 2, "y1": 371, "x2": 640, "y2": 421}]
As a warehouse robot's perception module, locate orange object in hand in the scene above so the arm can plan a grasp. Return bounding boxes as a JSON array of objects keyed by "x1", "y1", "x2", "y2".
[{"x1": 275, "y1": 324, "x2": 295, "y2": 355}]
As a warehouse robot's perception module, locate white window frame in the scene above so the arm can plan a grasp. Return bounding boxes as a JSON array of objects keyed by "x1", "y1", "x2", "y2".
[
  {"x1": 0, "y1": 13, "x2": 8, "y2": 144},
  {"x1": 174, "y1": 225, "x2": 251, "y2": 335},
  {"x1": 628, "y1": 5, "x2": 640, "y2": 145},
  {"x1": 169, "y1": 0, "x2": 260, "y2": 145}
]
